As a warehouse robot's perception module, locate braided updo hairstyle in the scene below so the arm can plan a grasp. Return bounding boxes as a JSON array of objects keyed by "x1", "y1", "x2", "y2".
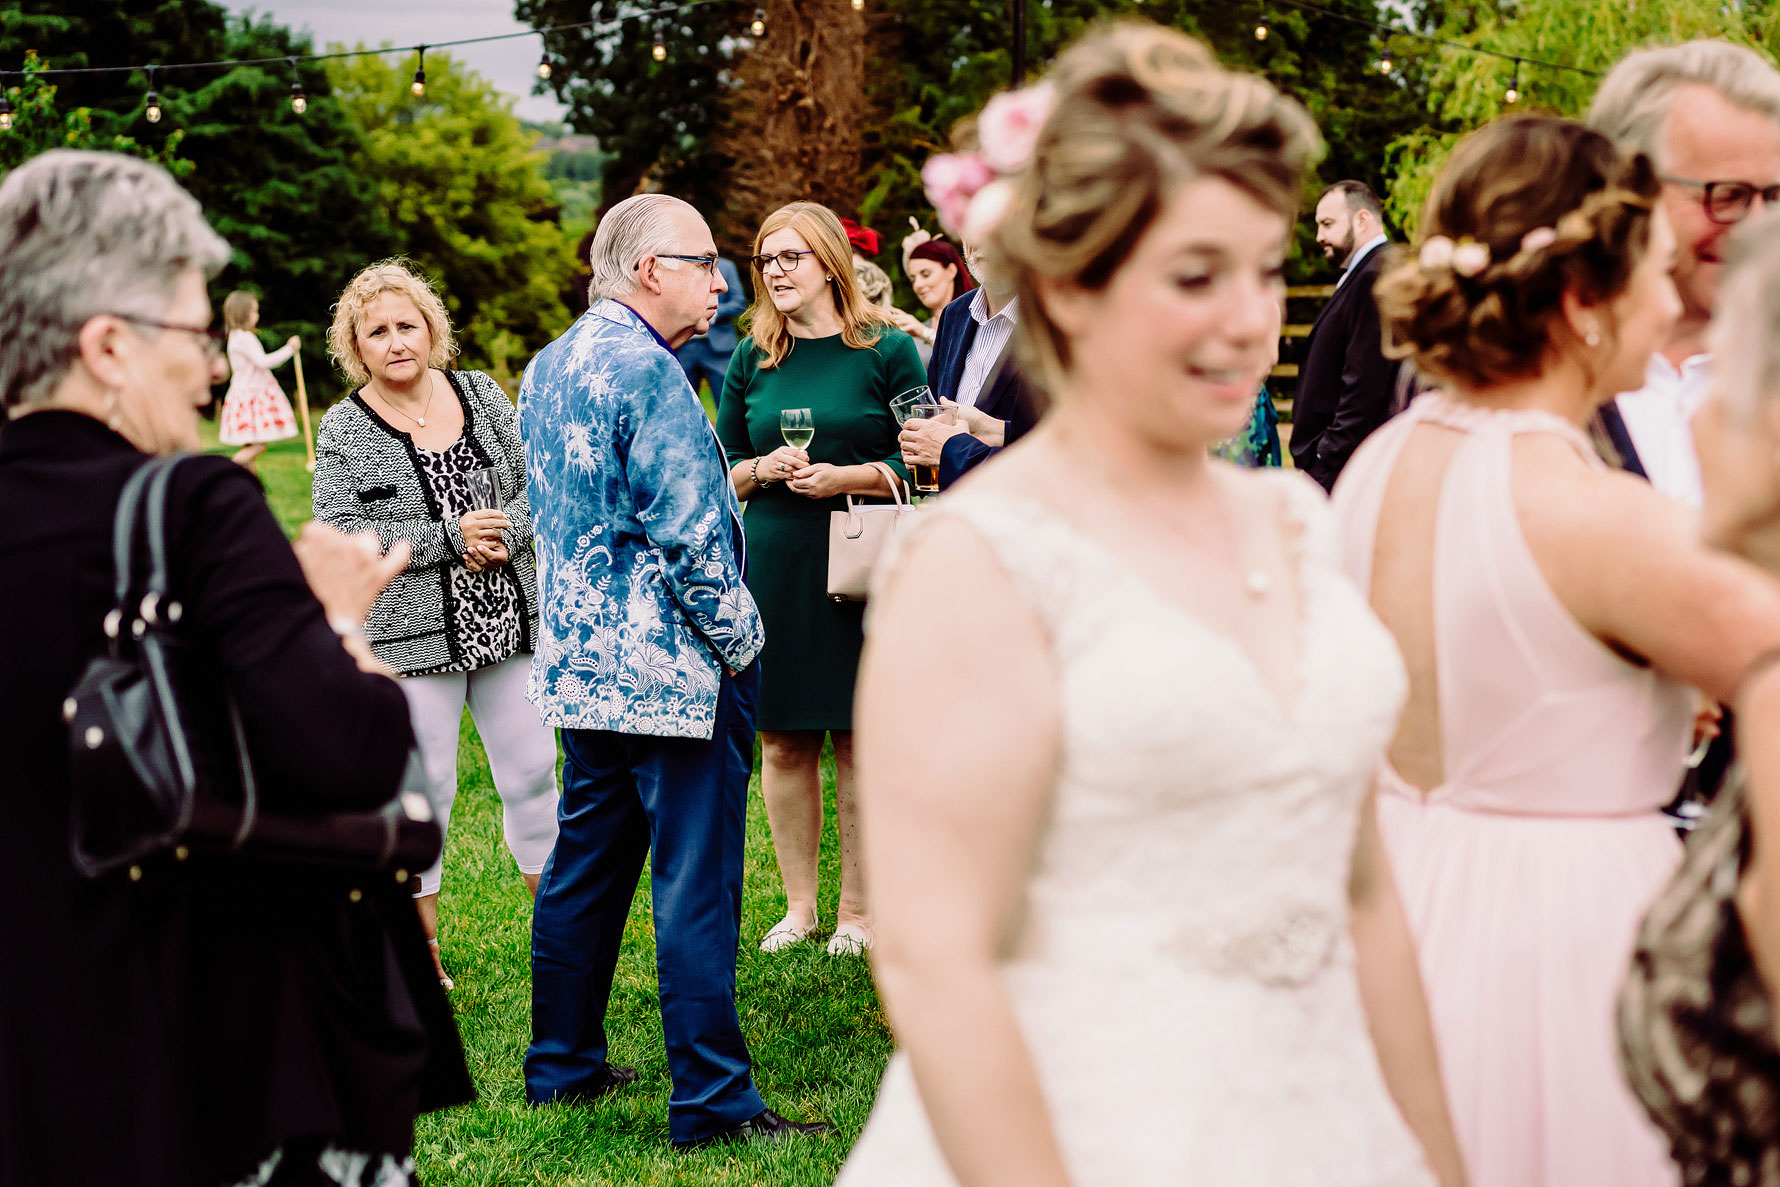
[
  {"x1": 1374, "y1": 116, "x2": 1661, "y2": 390},
  {"x1": 982, "y1": 22, "x2": 1321, "y2": 397}
]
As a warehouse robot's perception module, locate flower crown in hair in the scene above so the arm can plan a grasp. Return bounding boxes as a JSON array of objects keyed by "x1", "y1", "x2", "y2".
[
  {"x1": 1416, "y1": 187, "x2": 1643, "y2": 280},
  {"x1": 921, "y1": 82, "x2": 1056, "y2": 242}
]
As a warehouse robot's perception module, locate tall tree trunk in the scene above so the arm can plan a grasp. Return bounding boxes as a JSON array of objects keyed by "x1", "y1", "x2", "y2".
[{"x1": 720, "y1": 0, "x2": 867, "y2": 254}]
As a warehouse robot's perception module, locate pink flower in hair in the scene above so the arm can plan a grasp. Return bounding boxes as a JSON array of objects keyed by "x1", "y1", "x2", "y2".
[
  {"x1": 1451, "y1": 240, "x2": 1491, "y2": 277},
  {"x1": 1519, "y1": 226, "x2": 1558, "y2": 255},
  {"x1": 976, "y1": 82, "x2": 1057, "y2": 174},
  {"x1": 962, "y1": 179, "x2": 1018, "y2": 243},
  {"x1": 1419, "y1": 236, "x2": 1455, "y2": 270},
  {"x1": 922, "y1": 153, "x2": 996, "y2": 239}
]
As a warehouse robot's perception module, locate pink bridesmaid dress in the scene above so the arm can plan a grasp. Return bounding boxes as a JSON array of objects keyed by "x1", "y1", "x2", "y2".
[{"x1": 1332, "y1": 393, "x2": 1691, "y2": 1187}]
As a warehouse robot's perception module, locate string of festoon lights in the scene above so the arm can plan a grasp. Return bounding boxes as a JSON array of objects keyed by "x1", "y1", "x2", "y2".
[
  {"x1": 0, "y1": 0, "x2": 835, "y2": 131},
  {"x1": 1255, "y1": 0, "x2": 1600, "y2": 105},
  {"x1": 0, "y1": 0, "x2": 1594, "y2": 135}
]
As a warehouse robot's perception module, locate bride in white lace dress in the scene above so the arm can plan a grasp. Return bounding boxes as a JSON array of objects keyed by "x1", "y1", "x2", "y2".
[{"x1": 837, "y1": 25, "x2": 1465, "y2": 1187}]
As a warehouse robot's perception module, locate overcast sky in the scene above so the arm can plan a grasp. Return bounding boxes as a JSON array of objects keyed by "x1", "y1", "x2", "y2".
[{"x1": 220, "y1": 0, "x2": 569, "y2": 124}]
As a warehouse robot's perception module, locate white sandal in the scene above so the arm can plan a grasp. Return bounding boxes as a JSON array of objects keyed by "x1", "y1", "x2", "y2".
[
  {"x1": 826, "y1": 923, "x2": 873, "y2": 956},
  {"x1": 759, "y1": 913, "x2": 817, "y2": 953}
]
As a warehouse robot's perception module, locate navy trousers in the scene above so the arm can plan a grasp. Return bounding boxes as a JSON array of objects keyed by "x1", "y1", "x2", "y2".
[{"x1": 523, "y1": 665, "x2": 764, "y2": 1142}]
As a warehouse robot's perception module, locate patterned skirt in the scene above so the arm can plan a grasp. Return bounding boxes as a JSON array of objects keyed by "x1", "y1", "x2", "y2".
[{"x1": 220, "y1": 378, "x2": 299, "y2": 445}]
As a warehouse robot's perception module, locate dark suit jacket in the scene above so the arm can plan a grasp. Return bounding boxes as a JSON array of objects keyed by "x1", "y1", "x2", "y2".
[
  {"x1": 1290, "y1": 246, "x2": 1398, "y2": 490},
  {"x1": 0, "y1": 411, "x2": 470, "y2": 1185},
  {"x1": 926, "y1": 292, "x2": 1042, "y2": 488}
]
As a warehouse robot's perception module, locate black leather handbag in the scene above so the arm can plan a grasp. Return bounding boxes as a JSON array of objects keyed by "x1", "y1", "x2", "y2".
[{"x1": 64, "y1": 454, "x2": 442, "y2": 881}]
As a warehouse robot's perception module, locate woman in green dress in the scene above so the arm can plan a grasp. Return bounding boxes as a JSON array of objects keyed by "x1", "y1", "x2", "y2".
[{"x1": 718, "y1": 201, "x2": 925, "y2": 958}]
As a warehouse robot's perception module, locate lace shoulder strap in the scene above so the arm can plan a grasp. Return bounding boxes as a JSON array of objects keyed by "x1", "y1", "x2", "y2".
[{"x1": 1410, "y1": 392, "x2": 1604, "y2": 469}]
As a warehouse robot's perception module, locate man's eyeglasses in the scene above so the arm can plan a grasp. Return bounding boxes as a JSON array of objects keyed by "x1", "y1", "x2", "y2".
[
  {"x1": 650, "y1": 254, "x2": 720, "y2": 276},
  {"x1": 1659, "y1": 175, "x2": 1780, "y2": 226},
  {"x1": 107, "y1": 313, "x2": 226, "y2": 358},
  {"x1": 750, "y1": 249, "x2": 818, "y2": 274}
]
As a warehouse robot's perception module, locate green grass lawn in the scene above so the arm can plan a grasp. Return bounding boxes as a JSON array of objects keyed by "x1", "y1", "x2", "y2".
[{"x1": 201, "y1": 417, "x2": 891, "y2": 1185}]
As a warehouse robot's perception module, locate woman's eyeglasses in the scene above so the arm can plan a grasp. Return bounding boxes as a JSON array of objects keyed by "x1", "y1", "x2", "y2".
[
  {"x1": 107, "y1": 313, "x2": 227, "y2": 358},
  {"x1": 750, "y1": 249, "x2": 818, "y2": 274}
]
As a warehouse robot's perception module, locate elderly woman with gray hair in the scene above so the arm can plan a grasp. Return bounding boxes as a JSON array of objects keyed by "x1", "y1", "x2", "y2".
[
  {"x1": 0, "y1": 151, "x2": 470, "y2": 1186},
  {"x1": 313, "y1": 260, "x2": 558, "y2": 992}
]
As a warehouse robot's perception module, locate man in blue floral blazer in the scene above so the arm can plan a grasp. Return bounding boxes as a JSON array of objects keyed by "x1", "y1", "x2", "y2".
[{"x1": 518, "y1": 195, "x2": 830, "y2": 1147}]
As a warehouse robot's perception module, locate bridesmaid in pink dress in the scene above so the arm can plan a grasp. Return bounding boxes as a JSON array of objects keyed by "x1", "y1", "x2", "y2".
[{"x1": 1332, "y1": 116, "x2": 1780, "y2": 1187}]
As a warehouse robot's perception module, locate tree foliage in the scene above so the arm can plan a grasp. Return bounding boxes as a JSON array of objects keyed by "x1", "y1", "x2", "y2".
[
  {"x1": 326, "y1": 49, "x2": 575, "y2": 391},
  {"x1": 519, "y1": 0, "x2": 745, "y2": 220},
  {"x1": 1381, "y1": 0, "x2": 1780, "y2": 233},
  {"x1": 0, "y1": 0, "x2": 389, "y2": 390}
]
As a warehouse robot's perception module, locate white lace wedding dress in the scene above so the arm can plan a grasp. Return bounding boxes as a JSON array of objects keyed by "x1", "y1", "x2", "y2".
[{"x1": 836, "y1": 472, "x2": 1436, "y2": 1187}]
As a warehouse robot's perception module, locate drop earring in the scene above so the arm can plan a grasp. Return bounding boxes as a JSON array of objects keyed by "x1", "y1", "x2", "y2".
[
  {"x1": 1585, "y1": 326, "x2": 1601, "y2": 348},
  {"x1": 102, "y1": 388, "x2": 123, "y2": 431}
]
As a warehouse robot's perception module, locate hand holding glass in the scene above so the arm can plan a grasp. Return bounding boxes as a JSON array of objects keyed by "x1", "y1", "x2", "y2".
[
  {"x1": 465, "y1": 468, "x2": 501, "y2": 511},
  {"x1": 900, "y1": 403, "x2": 954, "y2": 493}
]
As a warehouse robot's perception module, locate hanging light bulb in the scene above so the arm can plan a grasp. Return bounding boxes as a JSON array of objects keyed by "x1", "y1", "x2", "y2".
[
  {"x1": 143, "y1": 66, "x2": 162, "y2": 124},
  {"x1": 0, "y1": 75, "x2": 12, "y2": 133},
  {"x1": 287, "y1": 59, "x2": 306, "y2": 115},
  {"x1": 1255, "y1": 4, "x2": 1269, "y2": 40},
  {"x1": 852, "y1": 0, "x2": 865, "y2": 11},
  {"x1": 1504, "y1": 58, "x2": 1521, "y2": 105},
  {"x1": 1379, "y1": 53, "x2": 1393, "y2": 74},
  {"x1": 750, "y1": 7, "x2": 766, "y2": 36},
  {"x1": 411, "y1": 46, "x2": 427, "y2": 97},
  {"x1": 537, "y1": 55, "x2": 552, "y2": 80},
  {"x1": 652, "y1": 29, "x2": 667, "y2": 61}
]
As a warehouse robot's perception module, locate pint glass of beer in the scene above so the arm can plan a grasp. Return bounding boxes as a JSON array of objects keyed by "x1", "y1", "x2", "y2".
[{"x1": 900, "y1": 402, "x2": 953, "y2": 494}]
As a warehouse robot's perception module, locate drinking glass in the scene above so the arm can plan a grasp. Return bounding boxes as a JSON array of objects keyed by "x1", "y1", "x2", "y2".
[
  {"x1": 900, "y1": 403, "x2": 954, "y2": 494},
  {"x1": 780, "y1": 408, "x2": 815, "y2": 451},
  {"x1": 890, "y1": 385, "x2": 937, "y2": 426},
  {"x1": 465, "y1": 468, "x2": 501, "y2": 511}
]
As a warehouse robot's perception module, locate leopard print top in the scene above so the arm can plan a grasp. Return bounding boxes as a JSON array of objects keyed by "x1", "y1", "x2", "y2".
[
  {"x1": 1618, "y1": 773, "x2": 1780, "y2": 1186},
  {"x1": 414, "y1": 435, "x2": 521, "y2": 673}
]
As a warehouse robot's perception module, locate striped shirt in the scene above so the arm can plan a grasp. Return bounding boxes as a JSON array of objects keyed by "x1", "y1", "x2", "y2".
[{"x1": 957, "y1": 290, "x2": 1019, "y2": 409}]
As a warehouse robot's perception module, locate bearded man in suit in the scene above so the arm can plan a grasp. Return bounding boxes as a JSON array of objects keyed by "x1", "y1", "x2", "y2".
[{"x1": 1289, "y1": 180, "x2": 1398, "y2": 491}]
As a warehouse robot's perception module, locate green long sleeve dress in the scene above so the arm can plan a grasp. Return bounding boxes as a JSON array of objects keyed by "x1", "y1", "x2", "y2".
[{"x1": 717, "y1": 328, "x2": 926, "y2": 732}]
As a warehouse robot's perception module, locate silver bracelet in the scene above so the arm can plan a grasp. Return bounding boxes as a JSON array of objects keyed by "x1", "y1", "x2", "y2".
[{"x1": 328, "y1": 615, "x2": 367, "y2": 642}]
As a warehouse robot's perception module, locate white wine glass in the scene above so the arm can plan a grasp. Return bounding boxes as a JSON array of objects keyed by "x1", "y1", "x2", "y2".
[
  {"x1": 465, "y1": 468, "x2": 501, "y2": 511},
  {"x1": 780, "y1": 408, "x2": 815, "y2": 451}
]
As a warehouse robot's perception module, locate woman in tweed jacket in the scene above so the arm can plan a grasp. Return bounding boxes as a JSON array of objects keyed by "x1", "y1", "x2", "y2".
[{"x1": 314, "y1": 260, "x2": 559, "y2": 990}]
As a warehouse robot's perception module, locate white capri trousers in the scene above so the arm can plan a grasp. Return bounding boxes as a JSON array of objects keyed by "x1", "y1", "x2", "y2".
[{"x1": 401, "y1": 651, "x2": 560, "y2": 898}]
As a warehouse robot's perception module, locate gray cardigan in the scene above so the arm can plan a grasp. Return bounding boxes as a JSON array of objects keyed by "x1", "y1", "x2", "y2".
[{"x1": 312, "y1": 369, "x2": 539, "y2": 676}]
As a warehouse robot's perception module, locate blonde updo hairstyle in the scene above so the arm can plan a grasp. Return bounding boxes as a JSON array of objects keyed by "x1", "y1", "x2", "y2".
[
  {"x1": 1374, "y1": 117, "x2": 1661, "y2": 391},
  {"x1": 984, "y1": 22, "x2": 1321, "y2": 397},
  {"x1": 328, "y1": 258, "x2": 457, "y2": 387}
]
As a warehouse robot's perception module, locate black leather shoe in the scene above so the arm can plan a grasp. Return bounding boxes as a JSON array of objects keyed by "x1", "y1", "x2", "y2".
[
  {"x1": 672, "y1": 1107, "x2": 835, "y2": 1149},
  {"x1": 526, "y1": 1063, "x2": 639, "y2": 1107}
]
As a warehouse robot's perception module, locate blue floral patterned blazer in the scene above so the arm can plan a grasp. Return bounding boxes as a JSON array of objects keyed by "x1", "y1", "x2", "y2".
[{"x1": 519, "y1": 299, "x2": 764, "y2": 739}]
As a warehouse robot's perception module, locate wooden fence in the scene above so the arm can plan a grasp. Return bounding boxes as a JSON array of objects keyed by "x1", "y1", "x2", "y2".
[{"x1": 1271, "y1": 283, "x2": 1335, "y2": 423}]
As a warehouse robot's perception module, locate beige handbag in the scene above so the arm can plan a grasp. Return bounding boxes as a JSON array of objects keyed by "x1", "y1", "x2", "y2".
[{"x1": 827, "y1": 461, "x2": 914, "y2": 602}]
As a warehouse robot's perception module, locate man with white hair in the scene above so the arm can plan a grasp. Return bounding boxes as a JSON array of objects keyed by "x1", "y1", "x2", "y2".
[
  {"x1": 1589, "y1": 39, "x2": 1780, "y2": 504},
  {"x1": 518, "y1": 194, "x2": 830, "y2": 1147}
]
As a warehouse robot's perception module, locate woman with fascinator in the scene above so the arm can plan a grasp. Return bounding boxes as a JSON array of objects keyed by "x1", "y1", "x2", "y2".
[
  {"x1": 840, "y1": 23, "x2": 1465, "y2": 1187},
  {"x1": 1336, "y1": 115, "x2": 1780, "y2": 1187}
]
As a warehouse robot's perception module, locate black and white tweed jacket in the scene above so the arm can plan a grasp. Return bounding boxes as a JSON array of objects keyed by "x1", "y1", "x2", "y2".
[{"x1": 312, "y1": 368, "x2": 539, "y2": 677}]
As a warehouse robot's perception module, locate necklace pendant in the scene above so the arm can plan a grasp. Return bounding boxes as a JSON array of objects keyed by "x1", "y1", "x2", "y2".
[
  {"x1": 1245, "y1": 569, "x2": 1271, "y2": 598},
  {"x1": 416, "y1": 416, "x2": 427, "y2": 427}
]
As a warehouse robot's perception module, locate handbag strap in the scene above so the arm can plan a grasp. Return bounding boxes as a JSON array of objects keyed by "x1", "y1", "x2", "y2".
[
  {"x1": 109, "y1": 457, "x2": 170, "y2": 610},
  {"x1": 126, "y1": 453, "x2": 262, "y2": 851},
  {"x1": 846, "y1": 461, "x2": 911, "y2": 514}
]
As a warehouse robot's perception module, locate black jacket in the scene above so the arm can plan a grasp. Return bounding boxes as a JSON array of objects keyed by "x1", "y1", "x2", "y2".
[
  {"x1": 926, "y1": 292, "x2": 1043, "y2": 488},
  {"x1": 1290, "y1": 246, "x2": 1399, "y2": 491},
  {"x1": 0, "y1": 411, "x2": 471, "y2": 1187}
]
